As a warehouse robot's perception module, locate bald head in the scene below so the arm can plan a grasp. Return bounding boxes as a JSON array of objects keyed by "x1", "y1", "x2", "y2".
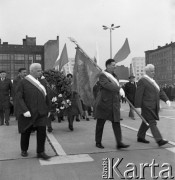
[
  {"x1": 29, "y1": 63, "x2": 42, "y2": 79},
  {"x1": 144, "y1": 64, "x2": 155, "y2": 78}
]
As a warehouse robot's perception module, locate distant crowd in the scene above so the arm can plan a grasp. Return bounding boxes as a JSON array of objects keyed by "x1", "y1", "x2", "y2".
[{"x1": 160, "y1": 84, "x2": 175, "y2": 101}]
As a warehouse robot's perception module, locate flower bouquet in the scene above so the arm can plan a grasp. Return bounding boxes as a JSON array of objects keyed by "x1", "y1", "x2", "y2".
[
  {"x1": 43, "y1": 69, "x2": 72, "y2": 114},
  {"x1": 51, "y1": 93, "x2": 72, "y2": 114}
]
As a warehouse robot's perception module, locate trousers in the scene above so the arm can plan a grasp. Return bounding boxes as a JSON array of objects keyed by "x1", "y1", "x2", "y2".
[
  {"x1": 95, "y1": 118, "x2": 122, "y2": 145},
  {"x1": 20, "y1": 125, "x2": 46, "y2": 153},
  {"x1": 0, "y1": 109, "x2": 10, "y2": 125},
  {"x1": 137, "y1": 119, "x2": 162, "y2": 142}
]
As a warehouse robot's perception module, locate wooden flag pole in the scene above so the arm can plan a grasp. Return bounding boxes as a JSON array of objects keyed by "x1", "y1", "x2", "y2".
[{"x1": 124, "y1": 97, "x2": 149, "y2": 126}]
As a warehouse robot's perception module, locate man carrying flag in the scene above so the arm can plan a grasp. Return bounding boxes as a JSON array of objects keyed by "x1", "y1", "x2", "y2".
[{"x1": 94, "y1": 59, "x2": 130, "y2": 149}]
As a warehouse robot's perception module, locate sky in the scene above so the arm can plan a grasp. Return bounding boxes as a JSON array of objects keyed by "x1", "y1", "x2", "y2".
[{"x1": 0, "y1": 0, "x2": 175, "y2": 70}]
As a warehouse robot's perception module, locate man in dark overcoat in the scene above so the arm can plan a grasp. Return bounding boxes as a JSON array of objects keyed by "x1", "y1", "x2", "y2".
[
  {"x1": 135, "y1": 64, "x2": 170, "y2": 146},
  {"x1": 12, "y1": 68, "x2": 27, "y2": 120},
  {"x1": 0, "y1": 70, "x2": 13, "y2": 126},
  {"x1": 124, "y1": 75, "x2": 137, "y2": 120},
  {"x1": 94, "y1": 59, "x2": 129, "y2": 149},
  {"x1": 16, "y1": 63, "x2": 51, "y2": 160}
]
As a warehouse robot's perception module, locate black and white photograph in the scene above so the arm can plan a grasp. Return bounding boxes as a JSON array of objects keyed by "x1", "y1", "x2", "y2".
[{"x1": 0, "y1": 0, "x2": 175, "y2": 179}]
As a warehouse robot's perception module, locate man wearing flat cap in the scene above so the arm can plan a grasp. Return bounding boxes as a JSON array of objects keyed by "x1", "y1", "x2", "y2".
[{"x1": 124, "y1": 74, "x2": 137, "y2": 120}]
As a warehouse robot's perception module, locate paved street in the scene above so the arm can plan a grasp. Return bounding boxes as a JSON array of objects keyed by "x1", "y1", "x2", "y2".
[{"x1": 0, "y1": 101, "x2": 175, "y2": 180}]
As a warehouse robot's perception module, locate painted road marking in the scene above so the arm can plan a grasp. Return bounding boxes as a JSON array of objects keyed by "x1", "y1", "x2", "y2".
[
  {"x1": 121, "y1": 124, "x2": 175, "y2": 152},
  {"x1": 121, "y1": 109, "x2": 175, "y2": 120},
  {"x1": 39, "y1": 133, "x2": 94, "y2": 165},
  {"x1": 39, "y1": 154, "x2": 94, "y2": 166},
  {"x1": 159, "y1": 116, "x2": 175, "y2": 120},
  {"x1": 47, "y1": 133, "x2": 66, "y2": 156}
]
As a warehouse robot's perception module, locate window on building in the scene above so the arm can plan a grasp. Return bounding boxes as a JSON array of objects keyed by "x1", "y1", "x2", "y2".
[
  {"x1": 15, "y1": 54, "x2": 25, "y2": 60},
  {"x1": 29, "y1": 55, "x2": 33, "y2": 61},
  {"x1": 0, "y1": 54, "x2": 10, "y2": 60},
  {"x1": 36, "y1": 54, "x2": 42, "y2": 61}
]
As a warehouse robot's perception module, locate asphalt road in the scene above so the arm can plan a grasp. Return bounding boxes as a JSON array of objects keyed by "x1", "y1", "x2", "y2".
[{"x1": 0, "y1": 101, "x2": 175, "y2": 180}]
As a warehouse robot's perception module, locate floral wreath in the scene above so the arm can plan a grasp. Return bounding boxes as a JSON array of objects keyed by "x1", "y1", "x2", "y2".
[{"x1": 43, "y1": 69, "x2": 72, "y2": 114}]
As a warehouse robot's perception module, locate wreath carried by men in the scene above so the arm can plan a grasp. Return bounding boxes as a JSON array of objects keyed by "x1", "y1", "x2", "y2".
[{"x1": 43, "y1": 69, "x2": 72, "y2": 114}]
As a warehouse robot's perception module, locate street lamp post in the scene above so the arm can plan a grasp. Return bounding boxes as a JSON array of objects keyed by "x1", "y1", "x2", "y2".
[{"x1": 102, "y1": 24, "x2": 120, "y2": 59}]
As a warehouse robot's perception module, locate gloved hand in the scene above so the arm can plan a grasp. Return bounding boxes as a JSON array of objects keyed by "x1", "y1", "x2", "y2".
[
  {"x1": 48, "y1": 112, "x2": 51, "y2": 117},
  {"x1": 166, "y1": 100, "x2": 171, "y2": 107},
  {"x1": 119, "y1": 88, "x2": 125, "y2": 98},
  {"x1": 23, "y1": 111, "x2": 31, "y2": 117},
  {"x1": 135, "y1": 108, "x2": 141, "y2": 114}
]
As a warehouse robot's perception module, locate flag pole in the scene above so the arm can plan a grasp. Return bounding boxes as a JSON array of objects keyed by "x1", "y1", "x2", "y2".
[
  {"x1": 68, "y1": 37, "x2": 102, "y2": 72},
  {"x1": 124, "y1": 97, "x2": 149, "y2": 126},
  {"x1": 68, "y1": 37, "x2": 148, "y2": 126}
]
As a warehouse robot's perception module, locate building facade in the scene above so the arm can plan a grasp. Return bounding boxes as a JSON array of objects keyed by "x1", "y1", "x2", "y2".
[
  {"x1": 131, "y1": 57, "x2": 145, "y2": 81},
  {"x1": 114, "y1": 65, "x2": 129, "y2": 80},
  {"x1": 0, "y1": 36, "x2": 59, "y2": 79},
  {"x1": 44, "y1": 36, "x2": 59, "y2": 70},
  {"x1": 145, "y1": 42, "x2": 175, "y2": 85}
]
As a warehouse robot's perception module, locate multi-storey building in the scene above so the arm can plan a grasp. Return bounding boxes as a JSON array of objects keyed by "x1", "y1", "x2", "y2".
[
  {"x1": 145, "y1": 42, "x2": 175, "y2": 85},
  {"x1": 0, "y1": 36, "x2": 59, "y2": 79},
  {"x1": 131, "y1": 57, "x2": 145, "y2": 81}
]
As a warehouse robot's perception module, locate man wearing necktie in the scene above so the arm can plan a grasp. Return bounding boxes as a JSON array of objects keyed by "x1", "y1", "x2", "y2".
[
  {"x1": 124, "y1": 75, "x2": 137, "y2": 120},
  {"x1": 0, "y1": 70, "x2": 12, "y2": 126}
]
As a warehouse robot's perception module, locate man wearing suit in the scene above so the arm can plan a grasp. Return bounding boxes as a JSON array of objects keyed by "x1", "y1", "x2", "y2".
[
  {"x1": 0, "y1": 70, "x2": 13, "y2": 126},
  {"x1": 16, "y1": 63, "x2": 51, "y2": 160},
  {"x1": 12, "y1": 68, "x2": 27, "y2": 120},
  {"x1": 94, "y1": 59, "x2": 129, "y2": 149},
  {"x1": 124, "y1": 75, "x2": 137, "y2": 120},
  {"x1": 135, "y1": 64, "x2": 171, "y2": 146}
]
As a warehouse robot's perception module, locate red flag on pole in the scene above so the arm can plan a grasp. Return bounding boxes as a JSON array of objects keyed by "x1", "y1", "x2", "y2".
[
  {"x1": 73, "y1": 48, "x2": 101, "y2": 106},
  {"x1": 113, "y1": 38, "x2": 130, "y2": 63},
  {"x1": 54, "y1": 44, "x2": 68, "y2": 71}
]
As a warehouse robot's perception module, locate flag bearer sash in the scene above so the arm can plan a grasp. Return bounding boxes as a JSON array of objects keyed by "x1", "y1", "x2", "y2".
[{"x1": 25, "y1": 75, "x2": 47, "y2": 99}]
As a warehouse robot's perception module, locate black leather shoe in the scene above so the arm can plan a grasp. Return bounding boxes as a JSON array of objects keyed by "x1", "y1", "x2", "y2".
[
  {"x1": 137, "y1": 138, "x2": 150, "y2": 144},
  {"x1": 37, "y1": 152, "x2": 51, "y2": 160},
  {"x1": 76, "y1": 118, "x2": 80, "y2": 122},
  {"x1": 158, "y1": 140, "x2": 168, "y2": 147},
  {"x1": 86, "y1": 117, "x2": 90, "y2": 121},
  {"x1": 5, "y1": 121, "x2": 9, "y2": 126},
  {"x1": 69, "y1": 125, "x2": 74, "y2": 131},
  {"x1": 47, "y1": 127, "x2": 53, "y2": 133},
  {"x1": 21, "y1": 151, "x2": 28, "y2": 157},
  {"x1": 96, "y1": 143, "x2": 104, "y2": 149},
  {"x1": 117, "y1": 143, "x2": 130, "y2": 149}
]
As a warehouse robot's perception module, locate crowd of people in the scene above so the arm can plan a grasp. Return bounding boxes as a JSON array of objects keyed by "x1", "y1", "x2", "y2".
[
  {"x1": 160, "y1": 84, "x2": 175, "y2": 101},
  {"x1": 0, "y1": 60, "x2": 172, "y2": 161}
]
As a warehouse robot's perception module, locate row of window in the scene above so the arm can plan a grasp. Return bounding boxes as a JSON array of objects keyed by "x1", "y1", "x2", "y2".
[
  {"x1": 150, "y1": 49, "x2": 172, "y2": 59},
  {"x1": 0, "y1": 54, "x2": 42, "y2": 61}
]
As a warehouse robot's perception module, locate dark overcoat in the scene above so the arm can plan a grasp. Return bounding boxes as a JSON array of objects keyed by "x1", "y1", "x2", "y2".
[
  {"x1": 12, "y1": 76, "x2": 23, "y2": 116},
  {"x1": 135, "y1": 77, "x2": 168, "y2": 121},
  {"x1": 124, "y1": 81, "x2": 137, "y2": 105},
  {"x1": 94, "y1": 72, "x2": 121, "y2": 122},
  {"x1": 16, "y1": 78, "x2": 51, "y2": 133},
  {"x1": 65, "y1": 91, "x2": 83, "y2": 117},
  {"x1": 0, "y1": 78, "x2": 12, "y2": 110}
]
